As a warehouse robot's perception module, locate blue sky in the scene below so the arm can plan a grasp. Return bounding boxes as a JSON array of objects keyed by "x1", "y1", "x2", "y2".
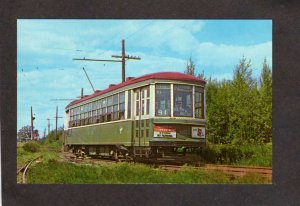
[{"x1": 17, "y1": 19, "x2": 272, "y2": 136}]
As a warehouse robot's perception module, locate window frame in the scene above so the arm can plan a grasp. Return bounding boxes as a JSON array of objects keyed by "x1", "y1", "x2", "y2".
[
  {"x1": 155, "y1": 83, "x2": 171, "y2": 117},
  {"x1": 194, "y1": 86, "x2": 204, "y2": 119},
  {"x1": 173, "y1": 84, "x2": 193, "y2": 117}
]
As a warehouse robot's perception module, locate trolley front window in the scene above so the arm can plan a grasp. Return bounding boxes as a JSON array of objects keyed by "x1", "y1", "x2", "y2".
[
  {"x1": 155, "y1": 84, "x2": 171, "y2": 116},
  {"x1": 173, "y1": 84, "x2": 193, "y2": 117}
]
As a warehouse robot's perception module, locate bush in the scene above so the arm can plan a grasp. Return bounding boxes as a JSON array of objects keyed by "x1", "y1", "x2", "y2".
[
  {"x1": 198, "y1": 143, "x2": 272, "y2": 167},
  {"x1": 23, "y1": 141, "x2": 40, "y2": 153},
  {"x1": 200, "y1": 144, "x2": 254, "y2": 165}
]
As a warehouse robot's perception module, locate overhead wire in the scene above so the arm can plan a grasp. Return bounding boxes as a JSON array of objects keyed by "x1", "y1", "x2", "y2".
[
  {"x1": 18, "y1": 68, "x2": 37, "y2": 88},
  {"x1": 124, "y1": 21, "x2": 154, "y2": 40},
  {"x1": 94, "y1": 21, "x2": 154, "y2": 58},
  {"x1": 72, "y1": 21, "x2": 155, "y2": 90}
]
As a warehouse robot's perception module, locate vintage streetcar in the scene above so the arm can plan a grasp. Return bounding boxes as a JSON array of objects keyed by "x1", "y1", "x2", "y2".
[{"x1": 64, "y1": 72, "x2": 206, "y2": 161}]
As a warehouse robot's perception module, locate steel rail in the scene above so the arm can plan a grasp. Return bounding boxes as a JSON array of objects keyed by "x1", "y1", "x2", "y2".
[{"x1": 18, "y1": 156, "x2": 41, "y2": 184}]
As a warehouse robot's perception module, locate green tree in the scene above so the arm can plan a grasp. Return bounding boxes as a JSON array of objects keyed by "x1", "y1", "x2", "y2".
[
  {"x1": 46, "y1": 126, "x2": 64, "y2": 142},
  {"x1": 184, "y1": 56, "x2": 206, "y2": 81},
  {"x1": 185, "y1": 56, "x2": 271, "y2": 145},
  {"x1": 206, "y1": 78, "x2": 232, "y2": 144},
  {"x1": 17, "y1": 125, "x2": 32, "y2": 141},
  {"x1": 184, "y1": 57, "x2": 196, "y2": 76},
  {"x1": 229, "y1": 56, "x2": 259, "y2": 144},
  {"x1": 258, "y1": 58, "x2": 272, "y2": 142}
]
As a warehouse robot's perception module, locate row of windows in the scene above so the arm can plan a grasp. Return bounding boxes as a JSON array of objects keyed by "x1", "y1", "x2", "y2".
[
  {"x1": 155, "y1": 84, "x2": 204, "y2": 118},
  {"x1": 69, "y1": 92, "x2": 126, "y2": 127},
  {"x1": 68, "y1": 83, "x2": 205, "y2": 127}
]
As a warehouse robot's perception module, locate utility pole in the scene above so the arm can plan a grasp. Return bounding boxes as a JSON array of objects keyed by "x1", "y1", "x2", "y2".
[
  {"x1": 55, "y1": 106, "x2": 58, "y2": 140},
  {"x1": 30, "y1": 106, "x2": 35, "y2": 140},
  {"x1": 43, "y1": 128, "x2": 46, "y2": 138},
  {"x1": 112, "y1": 39, "x2": 141, "y2": 82},
  {"x1": 122, "y1": 39, "x2": 125, "y2": 82},
  {"x1": 54, "y1": 106, "x2": 63, "y2": 140},
  {"x1": 47, "y1": 118, "x2": 51, "y2": 135},
  {"x1": 73, "y1": 39, "x2": 141, "y2": 83}
]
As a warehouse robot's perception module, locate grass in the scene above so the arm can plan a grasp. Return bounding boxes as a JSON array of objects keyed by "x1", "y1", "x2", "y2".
[
  {"x1": 17, "y1": 141, "x2": 61, "y2": 167},
  {"x1": 26, "y1": 161, "x2": 270, "y2": 184},
  {"x1": 18, "y1": 139, "x2": 271, "y2": 184},
  {"x1": 17, "y1": 139, "x2": 63, "y2": 183},
  {"x1": 234, "y1": 143, "x2": 272, "y2": 167}
]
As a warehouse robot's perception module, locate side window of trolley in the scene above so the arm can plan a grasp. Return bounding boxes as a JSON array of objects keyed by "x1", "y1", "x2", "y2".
[
  {"x1": 107, "y1": 96, "x2": 113, "y2": 122},
  {"x1": 84, "y1": 104, "x2": 89, "y2": 125},
  {"x1": 96, "y1": 100, "x2": 101, "y2": 123},
  {"x1": 80, "y1": 105, "x2": 84, "y2": 126},
  {"x1": 119, "y1": 92, "x2": 125, "y2": 120},
  {"x1": 146, "y1": 87, "x2": 150, "y2": 115},
  {"x1": 195, "y1": 86, "x2": 204, "y2": 119},
  {"x1": 173, "y1": 84, "x2": 193, "y2": 117},
  {"x1": 141, "y1": 86, "x2": 150, "y2": 116},
  {"x1": 155, "y1": 84, "x2": 171, "y2": 116},
  {"x1": 73, "y1": 109, "x2": 76, "y2": 126},
  {"x1": 127, "y1": 90, "x2": 131, "y2": 119},
  {"x1": 89, "y1": 103, "x2": 93, "y2": 124},
  {"x1": 135, "y1": 90, "x2": 140, "y2": 116},
  {"x1": 101, "y1": 98, "x2": 107, "y2": 122},
  {"x1": 112, "y1": 94, "x2": 119, "y2": 121},
  {"x1": 69, "y1": 109, "x2": 73, "y2": 127},
  {"x1": 141, "y1": 88, "x2": 145, "y2": 115},
  {"x1": 92, "y1": 101, "x2": 97, "y2": 124},
  {"x1": 76, "y1": 107, "x2": 80, "y2": 126}
]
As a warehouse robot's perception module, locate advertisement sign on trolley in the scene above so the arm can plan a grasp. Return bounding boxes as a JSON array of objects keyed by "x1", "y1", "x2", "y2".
[
  {"x1": 192, "y1": 127, "x2": 205, "y2": 138},
  {"x1": 154, "y1": 125, "x2": 176, "y2": 138}
]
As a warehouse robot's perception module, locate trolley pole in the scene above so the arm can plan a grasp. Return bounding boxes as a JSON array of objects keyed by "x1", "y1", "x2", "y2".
[{"x1": 82, "y1": 67, "x2": 95, "y2": 92}]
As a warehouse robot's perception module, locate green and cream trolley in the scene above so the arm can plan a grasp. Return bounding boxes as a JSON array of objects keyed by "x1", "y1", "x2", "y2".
[{"x1": 64, "y1": 72, "x2": 206, "y2": 160}]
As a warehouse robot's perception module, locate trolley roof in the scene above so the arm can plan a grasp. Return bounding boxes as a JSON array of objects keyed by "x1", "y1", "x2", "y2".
[{"x1": 66, "y1": 72, "x2": 205, "y2": 109}]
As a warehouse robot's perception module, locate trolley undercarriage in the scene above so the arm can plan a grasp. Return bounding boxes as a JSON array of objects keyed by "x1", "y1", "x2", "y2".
[{"x1": 66, "y1": 141, "x2": 205, "y2": 165}]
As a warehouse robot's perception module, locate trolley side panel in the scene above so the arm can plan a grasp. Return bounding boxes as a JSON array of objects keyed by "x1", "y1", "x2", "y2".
[{"x1": 66, "y1": 120, "x2": 133, "y2": 146}]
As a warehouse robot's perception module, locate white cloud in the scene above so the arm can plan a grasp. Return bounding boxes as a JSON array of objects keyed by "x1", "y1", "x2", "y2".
[{"x1": 193, "y1": 41, "x2": 272, "y2": 77}]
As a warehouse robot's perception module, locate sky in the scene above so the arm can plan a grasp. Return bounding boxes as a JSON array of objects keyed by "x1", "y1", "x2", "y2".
[{"x1": 17, "y1": 19, "x2": 272, "y2": 137}]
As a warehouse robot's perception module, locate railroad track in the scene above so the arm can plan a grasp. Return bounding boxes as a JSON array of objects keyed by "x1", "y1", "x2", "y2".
[
  {"x1": 159, "y1": 164, "x2": 272, "y2": 178},
  {"x1": 17, "y1": 156, "x2": 42, "y2": 184},
  {"x1": 204, "y1": 164, "x2": 272, "y2": 177},
  {"x1": 61, "y1": 152, "x2": 117, "y2": 165},
  {"x1": 62, "y1": 152, "x2": 272, "y2": 179}
]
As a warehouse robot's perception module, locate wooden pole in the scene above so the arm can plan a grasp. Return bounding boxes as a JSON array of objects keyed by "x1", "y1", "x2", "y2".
[
  {"x1": 30, "y1": 106, "x2": 33, "y2": 140},
  {"x1": 47, "y1": 118, "x2": 50, "y2": 135},
  {"x1": 73, "y1": 40, "x2": 140, "y2": 83},
  {"x1": 55, "y1": 106, "x2": 58, "y2": 140},
  {"x1": 122, "y1": 39, "x2": 125, "y2": 83}
]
